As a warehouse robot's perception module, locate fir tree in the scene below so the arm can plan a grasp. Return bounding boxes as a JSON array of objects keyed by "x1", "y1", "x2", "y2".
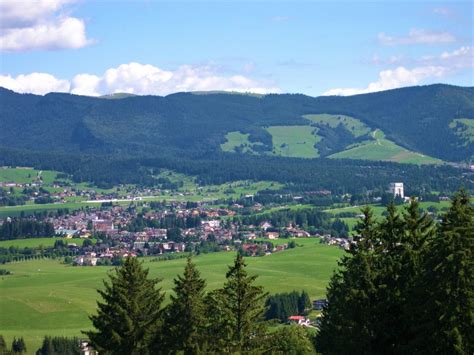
[
  {"x1": 162, "y1": 256, "x2": 207, "y2": 354},
  {"x1": 84, "y1": 257, "x2": 165, "y2": 355},
  {"x1": 11, "y1": 337, "x2": 26, "y2": 354},
  {"x1": 316, "y1": 206, "x2": 379, "y2": 354},
  {"x1": 206, "y1": 253, "x2": 268, "y2": 353},
  {"x1": 419, "y1": 189, "x2": 474, "y2": 354}
]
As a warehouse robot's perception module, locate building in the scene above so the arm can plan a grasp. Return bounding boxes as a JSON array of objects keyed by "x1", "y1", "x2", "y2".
[{"x1": 389, "y1": 182, "x2": 404, "y2": 198}]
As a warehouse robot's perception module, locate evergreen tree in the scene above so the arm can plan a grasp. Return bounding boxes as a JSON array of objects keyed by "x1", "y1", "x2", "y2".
[
  {"x1": 162, "y1": 256, "x2": 207, "y2": 354},
  {"x1": 317, "y1": 206, "x2": 379, "y2": 354},
  {"x1": 419, "y1": 189, "x2": 474, "y2": 354},
  {"x1": 206, "y1": 253, "x2": 268, "y2": 353},
  {"x1": 298, "y1": 290, "x2": 312, "y2": 315},
  {"x1": 11, "y1": 337, "x2": 26, "y2": 354},
  {"x1": 84, "y1": 257, "x2": 165, "y2": 354}
]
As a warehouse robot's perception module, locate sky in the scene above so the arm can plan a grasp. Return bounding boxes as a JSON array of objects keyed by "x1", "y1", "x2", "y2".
[{"x1": 0, "y1": 0, "x2": 472, "y2": 97}]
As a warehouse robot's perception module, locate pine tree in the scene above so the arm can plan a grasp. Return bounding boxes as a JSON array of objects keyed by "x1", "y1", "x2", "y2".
[
  {"x1": 11, "y1": 337, "x2": 26, "y2": 354},
  {"x1": 206, "y1": 253, "x2": 268, "y2": 353},
  {"x1": 419, "y1": 189, "x2": 474, "y2": 354},
  {"x1": 162, "y1": 256, "x2": 207, "y2": 354},
  {"x1": 84, "y1": 257, "x2": 165, "y2": 355},
  {"x1": 316, "y1": 206, "x2": 379, "y2": 354},
  {"x1": 298, "y1": 290, "x2": 311, "y2": 315}
]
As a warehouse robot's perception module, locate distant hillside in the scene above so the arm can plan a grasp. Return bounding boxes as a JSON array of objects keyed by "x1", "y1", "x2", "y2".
[{"x1": 0, "y1": 84, "x2": 472, "y2": 163}]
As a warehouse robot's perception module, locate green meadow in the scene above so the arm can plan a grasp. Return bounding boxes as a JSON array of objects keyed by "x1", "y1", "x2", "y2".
[
  {"x1": 329, "y1": 130, "x2": 441, "y2": 164},
  {"x1": 0, "y1": 239, "x2": 342, "y2": 352},
  {"x1": 0, "y1": 237, "x2": 91, "y2": 249},
  {"x1": 303, "y1": 113, "x2": 371, "y2": 137},
  {"x1": 266, "y1": 125, "x2": 320, "y2": 158}
]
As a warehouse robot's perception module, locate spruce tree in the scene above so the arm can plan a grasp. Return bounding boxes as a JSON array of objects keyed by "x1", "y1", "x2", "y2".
[
  {"x1": 419, "y1": 189, "x2": 474, "y2": 354},
  {"x1": 162, "y1": 256, "x2": 207, "y2": 354},
  {"x1": 206, "y1": 253, "x2": 268, "y2": 353},
  {"x1": 84, "y1": 257, "x2": 165, "y2": 355},
  {"x1": 11, "y1": 337, "x2": 26, "y2": 354},
  {"x1": 316, "y1": 206, "x2": 379, "y2": 354}
]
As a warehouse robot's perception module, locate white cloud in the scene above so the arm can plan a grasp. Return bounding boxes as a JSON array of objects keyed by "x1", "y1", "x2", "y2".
[
  {"x1": 0, "y1": 0, "x2": 92, "y2": 52},
  {"x1": 0, "y1": 72, "x2": 70, "y2": 95},
  {"x1": 1, "y1": 17, "x2": 92, "y2": 51},
  {"x1": 420, "y1": 46, "x2": 473, "y2": 69},
  {"x1": 378, "y1": 28, "x2": 456, "y2": 46},
  {"x1": 322, "y1": 66, "x2": 447, "y2": 96},
  {"x1": 1, "y1": 62, "x2": 280, "y2": 96}
]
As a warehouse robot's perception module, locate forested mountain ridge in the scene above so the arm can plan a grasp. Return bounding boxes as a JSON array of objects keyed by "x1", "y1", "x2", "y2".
[{"x1": 0, "y1": 84, "x2": 472, "y2": 162}]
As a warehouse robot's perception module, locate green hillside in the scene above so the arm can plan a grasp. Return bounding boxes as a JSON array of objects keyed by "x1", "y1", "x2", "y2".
[
  {"x1": 330, "y1": 130, "x2": 442, "y2": 164},
  {"x1": 266, "y1": 125, "x2": 320, "y2": 158}
]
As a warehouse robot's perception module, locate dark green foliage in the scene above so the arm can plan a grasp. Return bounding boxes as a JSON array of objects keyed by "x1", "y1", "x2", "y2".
[
  {"x1": 162, "y1": 257, "x2": 207, "y2": 354},
  {"x1": 266, "y1": 326, "x2": 316, "y2": 354},
  {"x1": 314, "y1": 123, "x2": 360, "y2": 157},
  {"x1": 84, "y1": 257, "x2": 164, "y2": 354},
  {"x1": 11, "y1": 337, "x2": 26, "y2": 354},
  {"x1": 316, "y1": 192, "x2": 474, "y2": 354},
  {"x1": 265, "y1": 290, "x2": 311, "y2": 322},
  {"x1": 0, "y1": 218, "x2": 55, "y2": 240},
  {"x1": 36, "y1": 336, "x2": 80, "y2": 355},
  {"x1": 415, "y1": 189, "x2": 474, "y2": 354},
  {"x1": 205, "y1": 253, "x2": 268, "y2": 353}
]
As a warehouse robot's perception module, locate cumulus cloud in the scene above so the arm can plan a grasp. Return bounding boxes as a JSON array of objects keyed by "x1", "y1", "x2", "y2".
[
  {"x1": 0, "y1": 72, "x2": 70, "y2": 95},
  {"x1": 0, "y1": 0, "x2": 92, "y2": 52},
  {"x1": 322, "y1": 66, "x2": 447, "y2": 96},
  {"x1": 378, "y1": 28, "x2": 456, "y2": 46},
  {"x1": 1, "y1": 62, "x2": 280, "y2": 96}
]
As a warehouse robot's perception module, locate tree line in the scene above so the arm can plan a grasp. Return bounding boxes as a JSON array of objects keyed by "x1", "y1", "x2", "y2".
[
  {"x1": 0, "y1": 218, "x2": 55, "y2": 240},
  {"x1": 83, "y1": 255, "x2": 316, "y2": 354}
]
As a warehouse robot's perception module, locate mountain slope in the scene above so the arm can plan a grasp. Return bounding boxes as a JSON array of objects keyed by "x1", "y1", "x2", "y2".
[{"x1": 0, "y1": 84, "x2": 472, "y2": 162}]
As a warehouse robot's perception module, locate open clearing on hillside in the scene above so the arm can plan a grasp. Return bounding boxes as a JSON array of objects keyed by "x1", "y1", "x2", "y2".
[
  {"x1": 329, "y1": 130, "x2": 442, "y2": 164},
  {"x1": 0, "y1": 239, "x2": 342, "y2": 352},
  {"x1": 303, "y1": 114, "x2": 371, "y2": 137},
  {"x1": 266, "y1": 125, "x2": 320, "y2": 158},
  {"x1": 450, "y1": 118, "x2": 474, "y2": 146},
  {"x1": 220, "y1": 131, "x2": 264, "y2": 154}
]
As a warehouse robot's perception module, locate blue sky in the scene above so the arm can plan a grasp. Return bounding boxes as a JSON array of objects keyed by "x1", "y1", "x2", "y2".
[{"x1": 0, "y1": 0, "x2": 472, "y2": 96}]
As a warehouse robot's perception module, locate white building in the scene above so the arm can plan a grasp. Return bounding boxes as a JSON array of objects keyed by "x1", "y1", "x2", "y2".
[{"x1": 389, "y1": 182, "x2": 404, "y2": 198}]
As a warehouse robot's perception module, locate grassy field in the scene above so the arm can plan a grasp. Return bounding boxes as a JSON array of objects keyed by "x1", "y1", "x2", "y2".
[
  {"x1": 329, "y1": 130, "x2": 441, "y2": 164},
  {"x1": 266, "y1": 125, "x2": 320, "y2": 158},
  {"x1": 0, "y1": 167, "x2": 58, "y2": 184},
  {"x1": 450, "y1": 118, "x2": 474, "y2": 146},
  {"x1": 303, "y1": 113, "x2": 371, "y2": 137},
  {"x1": 220, "y1": 131, "x2": 263, "y2": 154},
  {"x1": 0, "y1": 239, "x2": 342, "y2": 352},
  {"x1": 0, "y1": 237, "x2": 92, "y2": 249}
]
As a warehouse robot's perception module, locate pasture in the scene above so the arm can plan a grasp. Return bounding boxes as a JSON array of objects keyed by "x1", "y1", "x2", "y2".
[
  {"x1": 0, "y1": 239, "x2": 342, "y2": 352},
  {"x1": 266, "y1": 125, "x2": 320, "y2": 158},
  {"x1": 0, "y1": 237, "x2": 91, "y2": 249},
  {"x1": 329, "y1": 130, "x2": 441, "y2": 164}
]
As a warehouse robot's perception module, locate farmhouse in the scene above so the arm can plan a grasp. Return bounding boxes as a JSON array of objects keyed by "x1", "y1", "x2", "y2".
[{"x1": 288, "y1": 315, "x2": 311, "y2": 326}]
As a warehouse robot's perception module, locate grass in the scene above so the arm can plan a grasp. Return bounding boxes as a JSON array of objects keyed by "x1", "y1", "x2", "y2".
[
  {"x1": 450, "y1": 118, "x2": 474, "y2": 146},
  {"x1": 303, "y1": 113, "x2": 371, "y2": 137},
  {"x1": 0, "y1": 237, "x2": 92, "y2": 249},
  {"x1": 0, "y1": 239, "x2": 342, "y2": 352},
  {"x1": 0, "y1": 167, "x2": 58, "y2": 184},
  {"x1": 266, "y1": 125, "x2": 320, "y2": 158},
  {"x1": 220, "y1": 131, "x2": 263, "y2": 154},
  {"x1": 329, "y1": 129, "x2": 442, "y2": 164}
]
